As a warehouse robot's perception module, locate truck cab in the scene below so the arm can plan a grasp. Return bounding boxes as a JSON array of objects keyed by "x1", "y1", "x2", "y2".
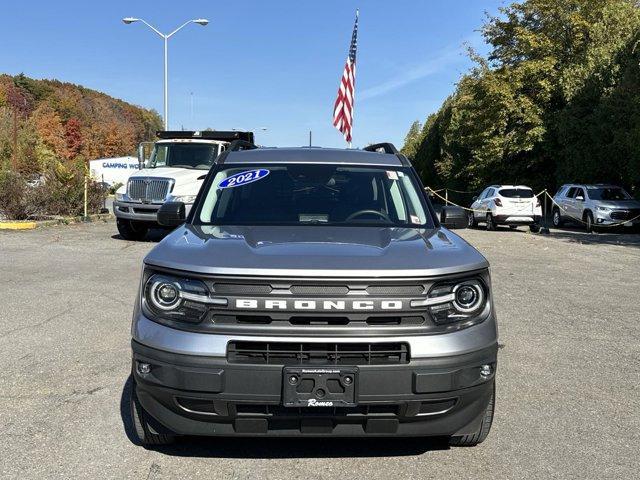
[{"x1": 114, "y1": 130, "x2": 254, "y2": 240}]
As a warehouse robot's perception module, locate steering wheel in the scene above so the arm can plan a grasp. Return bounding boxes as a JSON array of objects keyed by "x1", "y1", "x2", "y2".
[{"x1": 345, "y1": 209, "x2": 391, "y2": 222}]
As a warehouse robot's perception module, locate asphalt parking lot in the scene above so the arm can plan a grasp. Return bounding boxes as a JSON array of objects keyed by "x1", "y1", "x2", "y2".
[{"x1": 1, "y1": 221, "x2": 639, "y2": 479}]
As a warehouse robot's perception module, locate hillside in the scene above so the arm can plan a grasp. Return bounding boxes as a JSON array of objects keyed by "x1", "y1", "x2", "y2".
[{"x1": 0, "y1": 74, "x2": 162, "y2": 174}]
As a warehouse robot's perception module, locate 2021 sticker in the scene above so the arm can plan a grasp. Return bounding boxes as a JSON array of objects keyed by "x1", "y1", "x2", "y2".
[{"x1": 218, "y1": 169, "x2": 270, "y2": 189}]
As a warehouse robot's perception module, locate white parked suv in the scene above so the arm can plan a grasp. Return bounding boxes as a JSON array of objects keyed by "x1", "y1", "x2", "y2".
[
  {"x1": 468, "y1": 185, "x2": 542, "y2": 232},
  {"x1": 114, "y1": 130, "x2": 253, "y2": 240}
]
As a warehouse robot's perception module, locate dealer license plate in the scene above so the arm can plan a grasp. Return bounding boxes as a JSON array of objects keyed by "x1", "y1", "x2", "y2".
[{"x1": 282, "y1": 367, "x2": 357, "y2": 407}]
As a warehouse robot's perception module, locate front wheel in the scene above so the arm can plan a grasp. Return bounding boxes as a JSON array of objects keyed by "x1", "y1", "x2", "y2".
[
  {"x1": 529, "y1": 224, "x2": 540, "y2": 233},
  {"x1": 552, "y1": 208, "x2": 562, "y2": 227},
  {"x1": 130, "y1": 384, "x2": 175, "y2": 446},
  {"x1": 117, "y1": 219, "x2": 149, "y2": 241},
  {"x1": 584, "y1": 212, "x2": 595, "y2": 233},
  {"x1": 450, "y1": 383, "x2": 495, "y2": 447}
]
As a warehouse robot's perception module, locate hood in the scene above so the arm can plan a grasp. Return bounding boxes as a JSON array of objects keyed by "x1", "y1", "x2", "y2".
[
  {"x1": 595, "y1": 199, "x2": 640, "y2": 209},
  {"x1": 144, "y1": 225, "x2": 489, "y2": 278},
  {"x1": 130, "y1": 167, "x2": 207, "y2": 193}
]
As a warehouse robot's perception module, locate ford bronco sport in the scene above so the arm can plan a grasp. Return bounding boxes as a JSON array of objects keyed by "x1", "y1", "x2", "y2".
[{"x1": 129, "y1": 141, "x2": 498, "y2": 447}]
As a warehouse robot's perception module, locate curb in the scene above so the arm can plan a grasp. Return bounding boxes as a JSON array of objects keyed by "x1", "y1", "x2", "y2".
[
  {"x1": 0, "y1": 221, "x2": 38, "y2": 230},
  {"x1": 0, "y1": 213, "x2": 113, "y2": 230}
]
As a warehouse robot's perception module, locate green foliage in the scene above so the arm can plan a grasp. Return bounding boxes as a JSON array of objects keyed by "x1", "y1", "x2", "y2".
[
  {"x1": 402, "y1": 0, "x2": 640, "y2": 196},
  {"x1": 0, "y1": 164, "x2": 106, "y2": 220}
]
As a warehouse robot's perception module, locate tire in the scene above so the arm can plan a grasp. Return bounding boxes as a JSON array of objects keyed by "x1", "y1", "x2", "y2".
[
  {"x1": 529, "y1": 224, "x2": 540, "y2": 233},
  {"x1": 467, "y1": 212, "x2": 477, "y2": 228},
  {"x1": 130, "y1": 383, "x2": 175, "y2": 446},
  {"x1": 450, "y1": 383, "x2": 495, "y2": 447},
  {"x1": 584, "y1": 211, "x2": 595, "y2": 233},
  {"x1": 552, "y1": 208, "x2": 562, "y2": 227},
  {"x1": 485, "y1": 213, "x2": 496, "y2": 231},
  {"x1": 117, "y1": 219, "x2": 149, "y2": 241}
]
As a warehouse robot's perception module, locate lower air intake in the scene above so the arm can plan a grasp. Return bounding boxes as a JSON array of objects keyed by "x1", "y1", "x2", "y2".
[{"x1": 227, "y1": 341, "x2": 410, "y2": 365}]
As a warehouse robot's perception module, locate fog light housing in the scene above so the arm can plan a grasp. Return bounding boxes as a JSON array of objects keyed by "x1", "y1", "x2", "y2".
[
  {"x1": 480, "y1": 364, "x2": 492, "y2": 378},
  {"x1": 137, "y1": 362, "x2": 151, "y2": 375}
]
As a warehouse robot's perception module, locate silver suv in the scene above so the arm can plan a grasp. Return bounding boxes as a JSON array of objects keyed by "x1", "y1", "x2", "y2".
[
  {"x1": 128, "y1": 142, "x2": 498, "y2": 447},
  {"x1": 552, "y1": 184, "x2": 640, "y2": 232}
]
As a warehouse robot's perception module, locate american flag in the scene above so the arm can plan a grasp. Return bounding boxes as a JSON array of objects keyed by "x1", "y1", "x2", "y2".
[{"x1": 333, "y1": 10, "x2": 359, "y2": 144}]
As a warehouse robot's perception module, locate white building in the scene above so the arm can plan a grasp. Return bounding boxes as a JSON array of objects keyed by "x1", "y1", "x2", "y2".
[{"x1": 89, "y1": 156, "x2": 139, "y2": 186}]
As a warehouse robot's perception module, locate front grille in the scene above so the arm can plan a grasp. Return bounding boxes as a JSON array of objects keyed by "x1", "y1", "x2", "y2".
[
  {"x1": 127, "y1": 178, "x2": 171, "y2": 203},
  {"x1": 611, "y1": 209, "x2": 640, "y2": 221},
  {"x1": 207, "y1": 281, "x2": 425, "y2": 297},
  {"x1": 227, "y1": 341, "x2": 410, "y2": 365}
]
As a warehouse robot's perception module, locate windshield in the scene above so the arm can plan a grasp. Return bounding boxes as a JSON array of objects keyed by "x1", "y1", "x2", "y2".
[
  {"x1": 196, "y1": 164, "x2": 433, "y2": 227},
  {"x1": 586, "y1": 187, "x2": 631, "y2": 201},
  {"x1": 148, "y1": 143, "x2": 221, "y2": 170},
  {"x1": 499, "y1": 188, "x2": 534, "y2": 198}
]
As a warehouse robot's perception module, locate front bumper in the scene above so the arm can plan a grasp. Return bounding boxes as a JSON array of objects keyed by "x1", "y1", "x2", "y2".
[
  {"x1": 131, "y1": 340, "x2": 497, "y2": 437},
  {"x1": 114, "y1": 201, "x2": 192, "y2": 222}
]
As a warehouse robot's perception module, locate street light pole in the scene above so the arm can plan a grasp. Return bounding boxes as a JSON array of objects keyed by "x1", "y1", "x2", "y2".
[{"x1": 122, "y1": 17, "x2": 209, "y2": 130}]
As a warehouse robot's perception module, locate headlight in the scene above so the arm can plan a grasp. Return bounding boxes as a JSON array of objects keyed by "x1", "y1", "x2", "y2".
[
  {"x1": 596, "y1": 206, "x2": 610, "y2": 212},
  {"x1": 169, "y1": 195, "x2": 197, "y2": 204},
  {"x1": 143, "y1": 273, "x2": 226, "y2": 324},
  {"x1": 414, "y1": 279, "x2": 488, "y2": 326},
  {"x1": 115, "y1": 192, "x2": 126, "y2": 202}
]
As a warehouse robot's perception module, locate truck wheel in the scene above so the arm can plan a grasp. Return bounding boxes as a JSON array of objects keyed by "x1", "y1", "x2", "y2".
[
  {"x1": 552, "y1": 208, "x2": 562, "y2": 227},
  {"x1": 529, "y1": 224, "x2": 540, "y2": 233},
  {"x1": 485, "y1": 213, "x2": 496, "y2": 231},
  {"x1": 467, "y1": 212, "x2": 477, "y2": 228},
  {"x1": 449, "y1": 383, "x2": 495, "y2": 447},
  {"x1": 130, "y1": 384, "x2": 175, "y2": 446},
  {"x1": 117, "y1": 219, "x2": 149, "y2": 241}
]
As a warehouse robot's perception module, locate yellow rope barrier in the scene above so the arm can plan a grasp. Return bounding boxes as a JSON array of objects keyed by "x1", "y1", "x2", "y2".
[{"x1": 426, "y1": 186, "x2": 640, "y2": 229}]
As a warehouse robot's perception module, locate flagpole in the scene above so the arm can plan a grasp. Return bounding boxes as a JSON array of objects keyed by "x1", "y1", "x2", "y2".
[{"x1": 351, "y1": 9, "x2": 358, "y2": 150}]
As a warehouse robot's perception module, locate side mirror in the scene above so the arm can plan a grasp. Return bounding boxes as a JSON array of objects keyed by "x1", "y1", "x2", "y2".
[
  {"x1": 576, "y1": 195, "x2": 584, "y2": 201},
  {"x1": 158, "y1": 202, "x2": 186, "y2": 227},
  {"x1": 440, "y1": 206, "x2": 467, "y2": 230},
  {"x1": 137, "y1": 141, "x2": 154, "y2": 168},
  {"x1": 472, "y1": 196, "x2": 478, "y2": 201},
  {"x1": 137, "y1": 144, "x2": 145, "y2": 168}
]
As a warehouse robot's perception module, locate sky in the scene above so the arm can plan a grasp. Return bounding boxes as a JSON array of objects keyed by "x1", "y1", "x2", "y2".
[{"x1": 0, "y1": 0, "x2": 505, "y2": 148}]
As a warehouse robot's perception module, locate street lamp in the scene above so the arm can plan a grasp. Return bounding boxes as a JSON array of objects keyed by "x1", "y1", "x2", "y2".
[{"x1": 122, "y1": 17, "x2": 209, "y2": 129}]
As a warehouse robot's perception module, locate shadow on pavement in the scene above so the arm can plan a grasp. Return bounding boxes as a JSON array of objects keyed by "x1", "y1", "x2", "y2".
[
  {"x1": 120, "y1": 376, "x2": 449, "y2": 458},
  {"x1": 110, "y1": 229, "x2": 171, "y2": 243},
  {"x1": 545, "y1": 227, "x2": 640, "y2": 248}
]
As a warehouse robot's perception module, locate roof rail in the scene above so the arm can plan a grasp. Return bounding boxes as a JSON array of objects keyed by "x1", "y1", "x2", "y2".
[
  {"x1": 363, "y1": 143, "x2": 399, "y2": 155},
  {"x1": 363, "y1": 142, "x2": 411, "y2": 167}
]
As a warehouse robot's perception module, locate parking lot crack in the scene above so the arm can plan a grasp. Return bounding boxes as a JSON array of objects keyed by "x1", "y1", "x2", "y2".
[{"x1": 0, "y1": 308, "x2": 72, "y2": 340}]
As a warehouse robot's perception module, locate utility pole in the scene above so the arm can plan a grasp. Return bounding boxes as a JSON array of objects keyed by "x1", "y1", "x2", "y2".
[{"x1": 309, "y1": 130, "x2": 312, "y2": 147}]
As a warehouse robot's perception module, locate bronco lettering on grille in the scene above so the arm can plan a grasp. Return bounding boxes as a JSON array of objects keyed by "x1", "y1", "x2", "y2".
[{"x1": 234, "y1": 299, "x2": 404, "y2": 310}]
